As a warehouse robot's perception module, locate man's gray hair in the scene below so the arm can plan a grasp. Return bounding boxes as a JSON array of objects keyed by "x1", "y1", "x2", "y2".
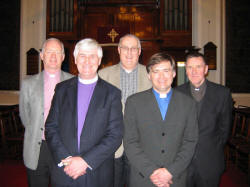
[
  {"x1": 73, "y1": 38, "x2": 103, "y2": 59},
  {"x1": 118, "y1": 34, "x2": 141, "y2": 49},
  {"x1": 41, "y1": 38, "x2": 65, "y2": 54}
]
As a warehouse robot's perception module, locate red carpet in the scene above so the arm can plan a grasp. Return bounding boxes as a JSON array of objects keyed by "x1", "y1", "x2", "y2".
[
  {"x1": 0, "y1": 160, "x2": 28, "y2": 187},
  {"x1": 220, "y1": 168, "x2": 248, "y2": 187},
  {"x1": 0, "y1": 160, "x2": 248, "y2": 187}
]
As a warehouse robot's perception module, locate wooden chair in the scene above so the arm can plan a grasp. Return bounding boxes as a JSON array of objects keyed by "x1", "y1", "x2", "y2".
[
  {"x1": 234, "y1": 107, "x2": 250, "y2": 184},
  {"x1": 0, "y1": 107, "x2": 24, "y2": 160}
]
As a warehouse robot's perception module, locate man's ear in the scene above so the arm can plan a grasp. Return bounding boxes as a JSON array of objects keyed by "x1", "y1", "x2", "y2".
[
  {"x1": 118, "y1": 46, "x2": 121, "y2": 55},
  {"x1": 40, "y1": 52, "x2": 44, "y2": 61},
  {"x1": 62, "y1": 54, "x2": 65, "y2": 62},
  {"x1": 173, "y1": 71, "x2": 176, "y2": 78},
  {"x1": 205, "y1": 65, "x2": 208, "y2": 75},
  {"x1": 147, "y1": 73, "x2": 151, "y2": 81}
]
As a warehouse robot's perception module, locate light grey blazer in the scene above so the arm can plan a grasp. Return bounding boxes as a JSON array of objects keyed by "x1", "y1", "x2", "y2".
[
  {"x1": 98, "y1": 63, "x2": 152, "y2": 157},
  {"x1": 124, "y1": 89, "x2": 198, "y2": 187},
  {"x1": 19, "y1": 71, "x2": 74, "y2": 170}
]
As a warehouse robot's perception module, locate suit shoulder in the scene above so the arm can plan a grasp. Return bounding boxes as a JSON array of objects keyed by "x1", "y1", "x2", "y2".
[
  {"x1": 98, "y1": 64, "x2": 119, "y2": 74},
  {"x1": 173, "y1": 88, "x2": 193, "y2": 101},
  {"x1": 138, "y1": 64, "x2": 148, "y2": 72},
  {"x1": 175, "y1": 82, "x2": 189, "y2": 91},
  {"x1": 207, "y1": 81, "x2": 231, "y2": 94},
  {"x1": 138, "y1": 63, "x2": 147, "y2": 69},
  {"x1": 61, "y1": 71, "x2": 74, "y2": 79},
  {"x1": 127, "y1": 89, "x2": 151, "y2": 102},
  {"x1": 99, "y1": 78, "x2": 121, "y2": 92},
  {"x1": 56, "y1": 76, "x2": 76, "y2": 89},
  {"x1": 21, "y1": 73, "x2": 42, "y2": 85}
]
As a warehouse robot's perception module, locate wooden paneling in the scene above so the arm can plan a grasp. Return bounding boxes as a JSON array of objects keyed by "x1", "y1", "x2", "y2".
[
  {"x1": 81, "y1": 11, "x2": 108, "y2": 38},
  {"x1": 46, "y1": 0, "x2": 193, "y2": 74},
  {"x1": 100, "y1": 46, "x2": 120, "y2": 69}
]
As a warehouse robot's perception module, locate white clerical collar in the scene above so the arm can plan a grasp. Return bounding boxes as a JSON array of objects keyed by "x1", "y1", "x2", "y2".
[
  {"x1": 159, "y1": 93, "x2": 167, "y2": 98},
  {"x1": 78, "y1": 75, "x2": 98, "y2": 84},
  {"x1": 44, "y1": 70, "x2": 60, "y2": 78}
]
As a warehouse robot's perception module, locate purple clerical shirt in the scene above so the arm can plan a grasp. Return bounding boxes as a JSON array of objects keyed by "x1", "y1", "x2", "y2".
[{"x1": 77, "y1": 80, "x2": 97, "y2": 151}]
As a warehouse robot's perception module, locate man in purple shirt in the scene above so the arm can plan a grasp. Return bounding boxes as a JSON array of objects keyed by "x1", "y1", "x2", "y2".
[{"x1": 45, "y1": 38, "x2": 123, "y2": 187}]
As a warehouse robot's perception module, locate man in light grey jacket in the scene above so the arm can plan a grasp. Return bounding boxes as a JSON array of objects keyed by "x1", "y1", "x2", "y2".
[
  {"x1": 99, "y1": 34, "x2": 151, "y2": 187},
  {"x1": 19, "y1": 38, "x2": 73, "y2": 187}
]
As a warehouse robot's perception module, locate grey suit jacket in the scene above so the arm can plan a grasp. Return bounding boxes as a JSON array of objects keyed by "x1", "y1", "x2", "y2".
[
  {"x1": 98, "y1": 63, "x2": 152, "y2": 157},
  {"x1": 124, "y1": 88, "x2": 198, "y2": 187},
  {"x1": 19, "y1": 71, "x2": 74, "y2": 170}
]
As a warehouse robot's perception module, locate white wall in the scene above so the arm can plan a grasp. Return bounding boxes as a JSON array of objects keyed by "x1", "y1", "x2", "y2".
[
  {"x1": 192, "y1": 0, "x2": 224, "y2": 84},
  {"x1": 20, "y1": 0, "x2": 47, "y2": 81}
]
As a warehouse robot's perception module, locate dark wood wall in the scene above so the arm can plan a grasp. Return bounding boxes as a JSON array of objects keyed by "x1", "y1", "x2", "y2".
[
  {"x1": 47, "y1": 0, "x2": 192, "y2": 74},
  {"x1": 0, "y1": 0, "x2": 20, "y2": 90},
  {"x1": 226, "y1": 0, "x2": 250, "y2": 93}
]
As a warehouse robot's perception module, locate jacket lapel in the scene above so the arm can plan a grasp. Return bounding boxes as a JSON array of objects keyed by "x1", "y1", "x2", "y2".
[
  {"x1": 65, "y1": 77, "x2": 78, "y2": 144},
  {"x1": 147, "y1": 89, "x2": 163, "y2": 127},
  {"x1": 81, "y1": 79, "x2": 106, "y2": 136},
  {"x1": 111, "y1": 64, "x2": 121, "y2": 88},
  {"x1": 34, "y1": 72, "x2": 44, "y2": 115},
  {"x1": 164, "y1": 90, "x2": 178, "y2": 123}
]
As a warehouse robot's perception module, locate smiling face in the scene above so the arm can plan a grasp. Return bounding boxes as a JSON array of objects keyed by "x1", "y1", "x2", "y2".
[
  {"x1": 185, "y1": 57, "x2": 208, "y2": 88},
  {"x1": 148, "y1": 60, "x2": 176, "y2": 94},
  {"x1": 75, "y1": 48, "x2": 101, "y2": 80},
  {"x1": 40, "y1": 39, "x2": 65, "y2": 73},
  {"x1": 118, "y1": 36, "x2": 141, "y2": 71}
]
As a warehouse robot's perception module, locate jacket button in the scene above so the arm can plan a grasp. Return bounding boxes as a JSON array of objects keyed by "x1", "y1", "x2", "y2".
[
  {"x1": 161, "y1": 150, "x2": 165, "y2": 153},
  {"x1": 41, "y1": 128, "x2": 43, "y2": 131},
  {"x1": 162, "y1": 133, "x2": 165, "y2": 136},
  {"x1": 38, "y1": 142, "x2": 41, "y2": 145}
]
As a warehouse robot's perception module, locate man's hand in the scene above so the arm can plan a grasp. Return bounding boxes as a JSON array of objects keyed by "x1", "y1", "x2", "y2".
[
  {"x1": 62, "y1": 156, "x2": 89, "y2": 180},
  {"x1": 150, "y1": 168, "x2": 173, "y2": 187}
]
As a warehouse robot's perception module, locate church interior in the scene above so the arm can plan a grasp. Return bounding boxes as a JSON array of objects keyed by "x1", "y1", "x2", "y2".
[{"x1": 0, "y1": 0, "x2": 249, "y2": 186}]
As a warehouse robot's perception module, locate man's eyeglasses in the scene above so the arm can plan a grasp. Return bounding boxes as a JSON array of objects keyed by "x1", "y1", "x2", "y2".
[{"x1": 119, "y1": 46, "x2": 139, "y2": 54}]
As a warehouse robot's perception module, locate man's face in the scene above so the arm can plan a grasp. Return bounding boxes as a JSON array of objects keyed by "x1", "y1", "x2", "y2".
[
  {"x1": 148, "y1": 61, "x2": 176, "y2": 94},
  {"x1": 185, "y1": 57, "x2": 208, "y2": 88},
  {"x1": 40, "y1": 40, "x2": 65, "y2": 73},
  {"x1": 75, "y1": 48, "x2": 101, "y2": 80},
  {"x1": 118, "y1": 36, "x2": 141, "y2": 71}
]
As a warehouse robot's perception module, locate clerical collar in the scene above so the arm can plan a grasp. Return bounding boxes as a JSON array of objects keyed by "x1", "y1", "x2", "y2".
[
  {"x1": 190, "y1": 80, "x2": 206, "y2": 92},
  {"x1": 44, "y1": 70, "x2": 60, "y2": 78},
  {"x1": 120, "y1": 63, "x2": 138, "y2": 73},
  {"x1": 153, "y1": 88, "x2": 172, "y2": 99},
  {"x1": 78, "y1": 75, "x2": 98, "y2": 84}
]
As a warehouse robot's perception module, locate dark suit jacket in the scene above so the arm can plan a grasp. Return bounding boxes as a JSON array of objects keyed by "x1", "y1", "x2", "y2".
[
  {"x1": 124, "y1": 88, "x2": 198, "y2": 187},
  {"x1": 176, "y1": 80, "x2": 233, "y2": 179},
  {"x1": 45, "y1": 77, "x2": 123, "y2": 187}
]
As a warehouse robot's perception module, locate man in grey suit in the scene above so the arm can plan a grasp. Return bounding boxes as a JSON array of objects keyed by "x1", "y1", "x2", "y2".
[
  {"x1": 124, "y1": 52, "x2": 198, "y2": 187},
  {"x1": 99, "y1": 34, "x2": 151, "y2": 187},
  {"x1": 19, "y1": 38, "x2": 73, "y2": 187}
]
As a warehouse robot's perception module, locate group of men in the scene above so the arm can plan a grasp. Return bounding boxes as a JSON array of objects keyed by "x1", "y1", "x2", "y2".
[{"x1": 19, "y1": 34, "x2": 233, "y2": 187}]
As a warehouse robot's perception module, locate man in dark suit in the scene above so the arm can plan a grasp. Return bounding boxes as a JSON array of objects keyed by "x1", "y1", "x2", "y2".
[
  {"x1": 124, "y1": 52, "x2": 198, "y2": 187},
  {"x1": 176, "y1": 52, "x2": 233, "y2": 187},
  {"x1": 45, "y1": 38, "x2": 123, "y2": 187}
]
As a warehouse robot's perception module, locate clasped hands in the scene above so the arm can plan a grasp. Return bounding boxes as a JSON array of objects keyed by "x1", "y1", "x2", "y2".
[
  {"x1": 150, "y1": 168, "x2": 173, "y2": 187},
  {"x1": 61, "y1": 156, "x2": 89, "y2": 180}
]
